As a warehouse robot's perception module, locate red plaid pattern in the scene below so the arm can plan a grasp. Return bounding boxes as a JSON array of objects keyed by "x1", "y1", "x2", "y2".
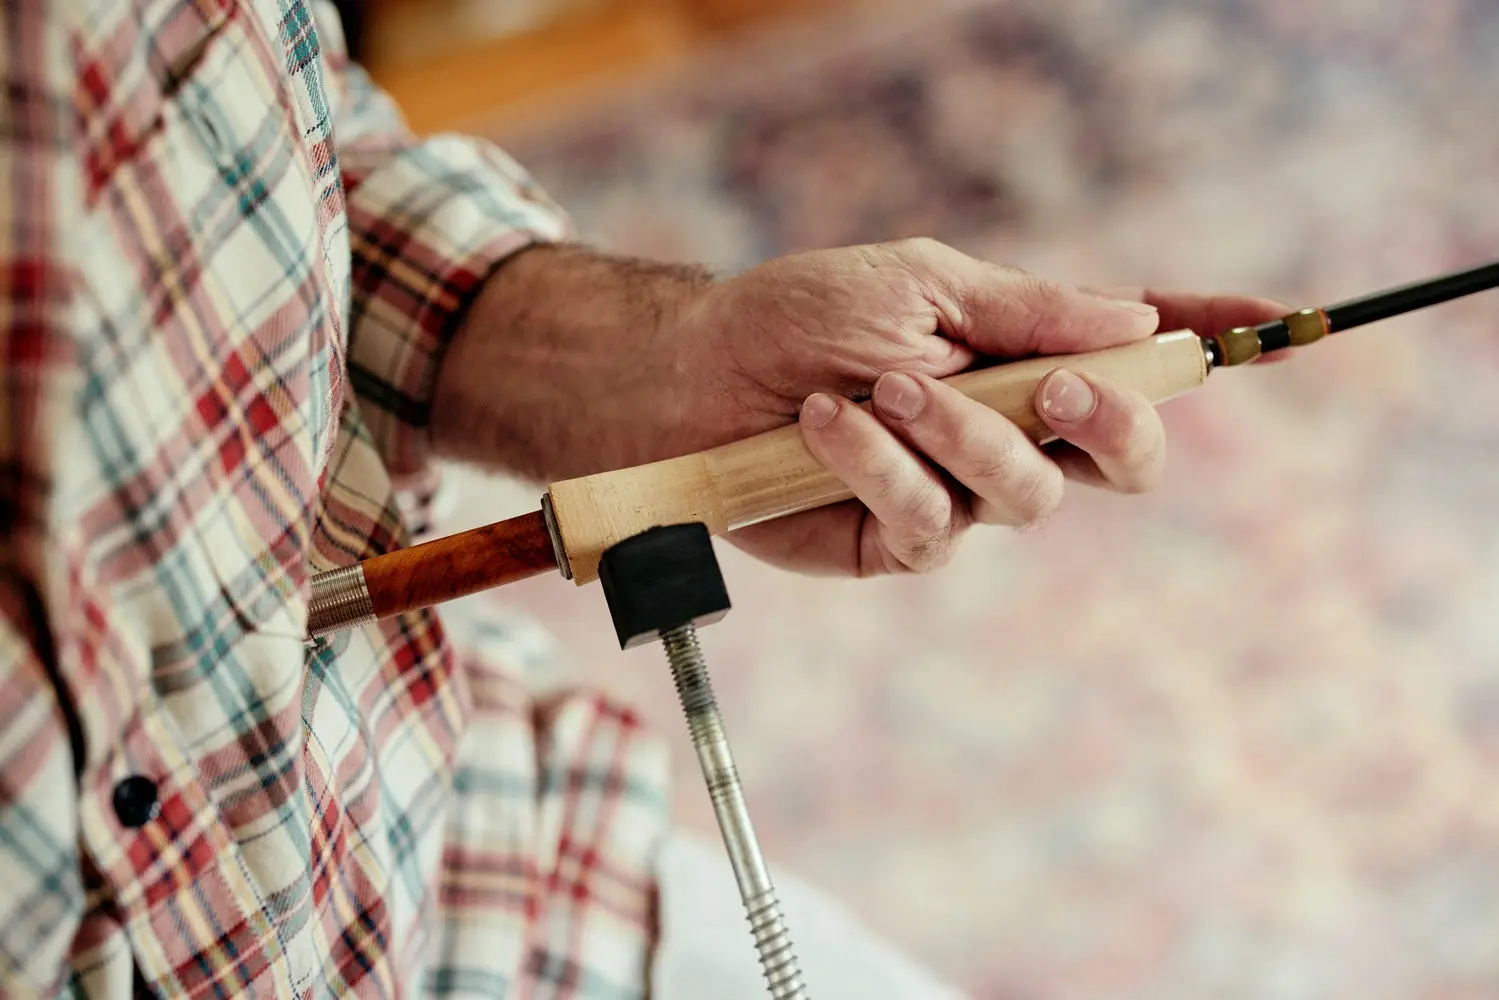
[{"x1": 0, "y1": 1, "x2": 669, "y2": 997}]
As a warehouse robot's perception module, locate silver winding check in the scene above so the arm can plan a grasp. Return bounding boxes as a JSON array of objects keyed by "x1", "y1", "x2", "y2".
[
  {"x1": 541, "y1": 492, "x2": 572, "y2": 580},
  {"x1": 306, "y1": 563, "x2": 375, "y2": 638}
]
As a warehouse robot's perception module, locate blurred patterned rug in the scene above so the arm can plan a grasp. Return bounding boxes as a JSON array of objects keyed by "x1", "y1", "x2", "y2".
[{"x1": 464, "y1": 1, "x2": 1499, "y2": 996}]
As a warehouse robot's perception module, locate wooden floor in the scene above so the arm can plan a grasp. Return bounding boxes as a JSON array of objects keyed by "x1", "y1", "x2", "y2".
[{"x1": 364, "y1": 0, "x2": 845, "y2": 134}]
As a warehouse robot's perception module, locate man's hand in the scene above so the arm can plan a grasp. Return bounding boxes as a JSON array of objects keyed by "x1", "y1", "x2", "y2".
[
  {"x1": 671, "y1": 239, "x2": 1286, "y2": 575},
  {"x1": 432, "y1": 239, "x2": 1286, "y2": 578}
]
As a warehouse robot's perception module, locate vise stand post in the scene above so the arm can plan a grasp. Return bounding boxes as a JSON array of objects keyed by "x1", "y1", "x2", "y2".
[{"x1": 598, "y1": 523, "x2": 810, "y2": 1000}]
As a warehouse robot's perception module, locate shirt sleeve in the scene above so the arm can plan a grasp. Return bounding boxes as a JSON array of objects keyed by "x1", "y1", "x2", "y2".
[
  {"x1": 313, "y1": 2, "x2": 573, "y2": 481},
  {"x1": 0, "y1": 1, "x2": 88, "y2": 995}
]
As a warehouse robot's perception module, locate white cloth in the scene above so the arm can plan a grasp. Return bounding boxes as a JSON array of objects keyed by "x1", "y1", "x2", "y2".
[{"x1": 653, "y1": 834, "x2": 970, "y2": 1000}]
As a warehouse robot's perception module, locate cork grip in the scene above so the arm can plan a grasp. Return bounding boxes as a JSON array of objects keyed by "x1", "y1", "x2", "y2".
[{"x1": 547, "y1": 330, "x2": 1209, "y2": 583}]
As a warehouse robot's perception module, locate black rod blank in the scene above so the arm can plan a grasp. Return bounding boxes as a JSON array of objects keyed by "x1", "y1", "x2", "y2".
[{"x1": 1322, "y1": 259, "x2": 1499, "y2": 332}]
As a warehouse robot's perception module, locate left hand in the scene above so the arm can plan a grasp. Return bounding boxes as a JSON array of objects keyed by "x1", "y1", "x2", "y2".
[{"x1": 668, "y1": 238, "x2": 1287, "y2": 576}]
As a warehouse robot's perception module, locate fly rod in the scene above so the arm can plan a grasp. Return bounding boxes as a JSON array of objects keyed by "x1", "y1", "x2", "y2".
[{"x1": 306, "y1": 257, "x2": 1499, "y2": 638}]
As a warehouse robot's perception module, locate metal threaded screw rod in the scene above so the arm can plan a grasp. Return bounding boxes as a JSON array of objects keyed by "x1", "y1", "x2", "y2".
[{"x1": 661, "y1": 625, "x2": 809, "y2": 1000}]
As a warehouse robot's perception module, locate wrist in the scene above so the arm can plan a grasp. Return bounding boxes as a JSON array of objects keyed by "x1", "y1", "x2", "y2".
[{"x1": 430, "y1": 243, "x2": 714, "y2": 481}]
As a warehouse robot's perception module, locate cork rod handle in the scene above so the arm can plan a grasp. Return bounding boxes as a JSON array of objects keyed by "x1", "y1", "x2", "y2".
[{"x1": 547, "y1": 330, "x2": 1210, "y2": 583}]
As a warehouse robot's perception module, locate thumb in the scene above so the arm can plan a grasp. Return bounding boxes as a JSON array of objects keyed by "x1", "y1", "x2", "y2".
[{"x1": 892, "y1": 239, "x2": 1161, "y2": 357}]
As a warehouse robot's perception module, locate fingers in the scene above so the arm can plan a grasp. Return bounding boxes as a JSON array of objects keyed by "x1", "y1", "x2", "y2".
[
  {"x1": 798, "y1": 393, "x2": 969, "y2": 573},
  {"x1": 886, "y1": 238, "x2": 1162, "y2": 357},
  {"x1": 796, "y1": 364, "x2": 1168, "y2": 574},
  {"x1": 860, "y1": 366, "x2": 1162, "y2": 507},
  {"x1": 1033, "y1": 369, "x2": 1166, "y2": 493},
  {"x1": 868, "y1": 372, "x2": 1064, "y2": 527},
  {"x1": 1084, "y1": 284, "x2": 1290, "y2": 338}
]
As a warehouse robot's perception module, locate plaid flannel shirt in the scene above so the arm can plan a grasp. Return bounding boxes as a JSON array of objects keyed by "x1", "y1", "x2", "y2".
[{"x1": 0, "y1": 1, "x2": 670, "y2": 996}]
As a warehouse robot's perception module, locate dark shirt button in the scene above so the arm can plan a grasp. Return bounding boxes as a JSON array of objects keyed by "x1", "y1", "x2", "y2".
[{"x1": 112, "y1": 775, "x2": 161, "y2": 829}]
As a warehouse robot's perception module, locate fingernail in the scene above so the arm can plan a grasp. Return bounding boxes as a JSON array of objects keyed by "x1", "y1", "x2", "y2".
[
  {"x1": 1110, "y1": 299, "x2": 1159, "y2": 317},
  {"x1": 874, "y1": 372, "x2": 926, "y2": 421},
  {"x1": 1040, "y1": 370, "x2": 1096, "y2": 423},
  {"x1": 802, "y1": 393, "x2": 839, "y2": 429}
]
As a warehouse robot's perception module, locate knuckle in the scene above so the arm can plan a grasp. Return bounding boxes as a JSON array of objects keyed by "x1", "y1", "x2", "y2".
[
  {"x1": 1006, "y1": 268, "x2": 1064, "y2": 306},
  {"x1": 894, "y1": 480, "x2": 954, "y2": 541},
  {"x1": 985, "y1": 260, "x2": 1031, "y2": 283},
  {"x1": 992, "y1": 270, "x2": 1064, "y2": 351},
  {"x1": 900, "y1": 539, "x2": 955, "y2": 573},
  {"x1": 895, "y1": 523, "x2": 958, "y2": 572},
  {"x1": 889, "y1": 238, "x2": 965, "y2": 283},
  {"x1": 1009, "y1": 466, "x2": 1064, "y2": 524},
  {"x1": 960, "y1": 427, "x2": 1022, "y2": 483},
  {"x1": 894, "y1": 235, "x2": 944, "y2": 258},
  {"x1": 956, "y1": 430, "x2": 1061, "y2": 525},
  {"x1": 851, "y1": 450, "x2": 904, "y2": 502}
]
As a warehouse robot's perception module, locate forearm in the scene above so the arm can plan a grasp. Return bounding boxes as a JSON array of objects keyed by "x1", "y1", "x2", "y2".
[{"x1": 430, "y1": 243, "x2": 714, "y2": 482}]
